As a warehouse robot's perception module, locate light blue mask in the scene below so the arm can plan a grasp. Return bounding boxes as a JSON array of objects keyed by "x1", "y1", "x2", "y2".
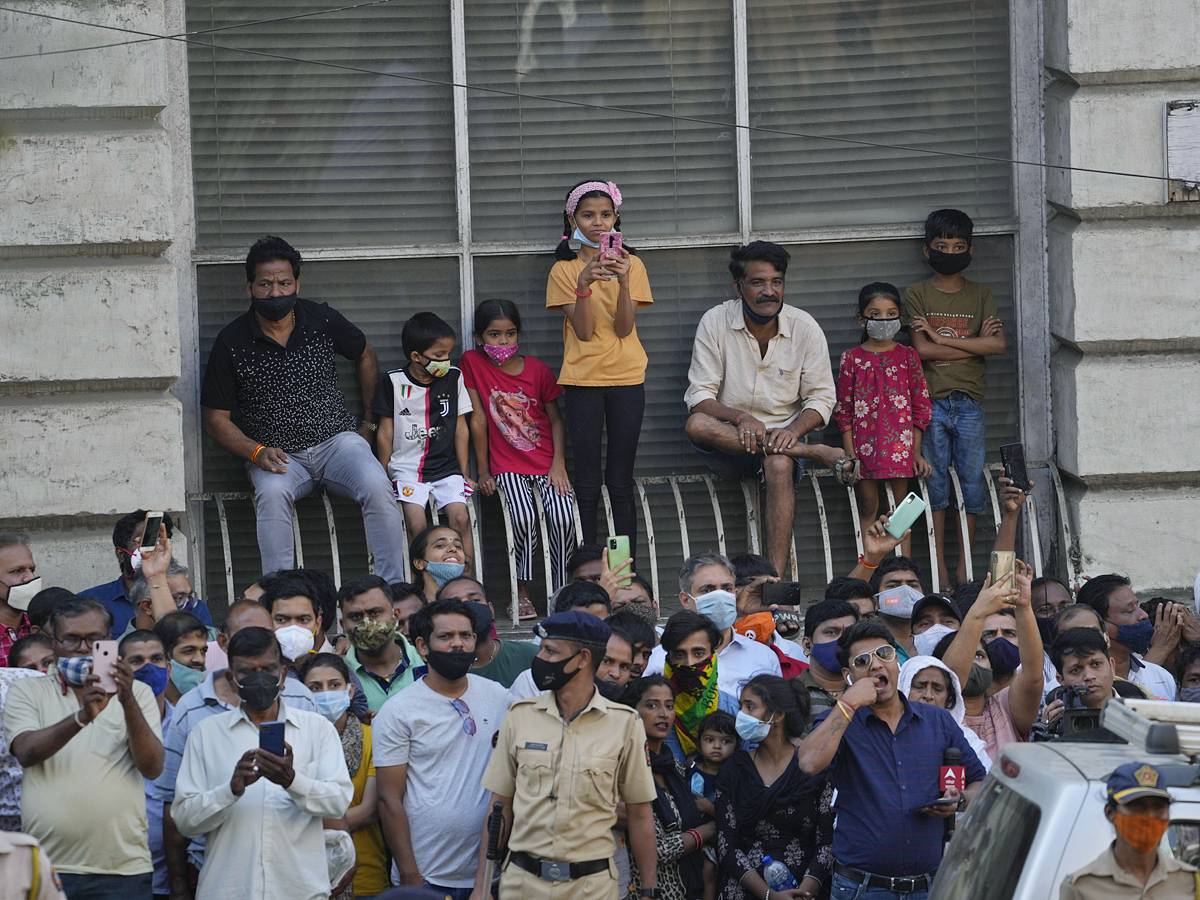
[
  {"x1": 735, "y1": 710, "x2": 772, "y2": 744},
  {"x1": 572, "y1": 226, "x2": 600, "y2": 248},
  {"x1": 170, "y1": 660, "x2": 204, "y2": 695},
  {"x1": 314, "y1": 689, "x2": 352, "y2": 724},
  {"x1": 426, "y1": 561, "x2": 466, "y2": 588},
  {"x1": 692, "y1": 590, "x2": 738, "y2": 631}
]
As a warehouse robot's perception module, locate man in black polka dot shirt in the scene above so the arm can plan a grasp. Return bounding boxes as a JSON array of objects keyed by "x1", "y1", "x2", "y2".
[{"x1": 201, "y1": 236, "x2": 407, "y2": 581}]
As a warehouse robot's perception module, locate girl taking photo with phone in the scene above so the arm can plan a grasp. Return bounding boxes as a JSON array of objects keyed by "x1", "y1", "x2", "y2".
[{"x1": 547, "y1": 179, "x2": 653, "y2": 554}]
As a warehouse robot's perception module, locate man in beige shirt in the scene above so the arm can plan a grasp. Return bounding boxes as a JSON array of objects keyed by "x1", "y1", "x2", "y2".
[{"x1": 684, "y1": 241, "x2": 846, "y2": 576}]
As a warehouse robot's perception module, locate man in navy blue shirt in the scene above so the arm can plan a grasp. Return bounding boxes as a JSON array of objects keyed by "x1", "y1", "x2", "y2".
[{"x1": 796, "y1": 619, "x2": 985, "y2": 900}]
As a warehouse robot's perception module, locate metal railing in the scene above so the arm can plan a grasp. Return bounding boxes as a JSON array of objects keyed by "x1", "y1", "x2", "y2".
[{"x1": 186, "y1": 459, "x2": 1076, "y2": 623}]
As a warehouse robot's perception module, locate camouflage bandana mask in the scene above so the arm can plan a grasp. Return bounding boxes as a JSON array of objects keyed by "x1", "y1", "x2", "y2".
[{"x1": 349, "y1": 618, "x2": 396, "y2": 653}]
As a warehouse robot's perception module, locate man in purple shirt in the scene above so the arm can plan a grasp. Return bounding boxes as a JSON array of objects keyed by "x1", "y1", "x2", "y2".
[{"x1": 796, "y1": 619, "x2": 985, "y2": 900}]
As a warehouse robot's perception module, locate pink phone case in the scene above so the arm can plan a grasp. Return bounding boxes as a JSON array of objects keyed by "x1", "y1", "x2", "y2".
[
  {"x1": 599, "y1": 231, "x2": 622, "y2": 262},
  {"x1": 91, "y1": 641, "x2": 120, "y2": 693}
]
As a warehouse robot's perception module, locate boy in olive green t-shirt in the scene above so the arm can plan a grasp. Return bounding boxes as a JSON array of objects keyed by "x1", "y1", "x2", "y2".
[{"x1": 904, "y1": 209, "x2": 1007, "y2": 589}]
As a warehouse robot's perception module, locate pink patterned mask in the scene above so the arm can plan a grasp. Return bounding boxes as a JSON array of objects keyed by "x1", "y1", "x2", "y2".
[{"x1": 483, "y1": 343, "x2": 518, "y2": 365}]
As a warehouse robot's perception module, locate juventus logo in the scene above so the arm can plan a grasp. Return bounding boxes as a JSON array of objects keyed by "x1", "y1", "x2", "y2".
[{"x1": 439, "y1": 398, "x2": 450, "y2": 418}]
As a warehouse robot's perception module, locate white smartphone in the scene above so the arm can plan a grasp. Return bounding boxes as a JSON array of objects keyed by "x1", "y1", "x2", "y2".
[{"x1": 139, "y1": 511, "x2": 165, "y2": 553}]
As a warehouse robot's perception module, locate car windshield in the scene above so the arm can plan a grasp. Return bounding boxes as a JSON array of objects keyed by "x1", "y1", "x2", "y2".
[
  {"x1": 929, "y1": 780, "x2": 1041, "y2": 900},
  {"x1": 1169, "y1": 822, "x2": 1200, "y2": 868}
]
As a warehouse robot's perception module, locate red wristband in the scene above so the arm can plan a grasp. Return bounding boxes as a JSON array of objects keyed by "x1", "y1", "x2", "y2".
[
  {"x1": 734, "y1": 412, "x2": 750, "y2": 424},
  {"x1": 857, "y1": 554, "x2": 878, "y2": 570},
  {"x1": 574, "y1": 287, "x2": 593, "y2": 298}
]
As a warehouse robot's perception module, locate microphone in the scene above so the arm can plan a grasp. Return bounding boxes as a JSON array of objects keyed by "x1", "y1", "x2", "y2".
[{"x1": 941, "y1": 747, "x2": 964, "y2": 850}]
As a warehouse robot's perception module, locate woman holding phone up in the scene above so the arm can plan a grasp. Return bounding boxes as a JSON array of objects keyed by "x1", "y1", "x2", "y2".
[{"x1": 547, "y1": 179, "x2": 653, "y2": 555}]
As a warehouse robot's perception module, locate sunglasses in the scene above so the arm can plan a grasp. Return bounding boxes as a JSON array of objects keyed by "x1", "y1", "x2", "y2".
[
  {"x1": 849, "y1": 644, "x2": 897, "y2": 671},
  {"x1": 450, "y1": 698, "x2": 477, "y2": 736}
]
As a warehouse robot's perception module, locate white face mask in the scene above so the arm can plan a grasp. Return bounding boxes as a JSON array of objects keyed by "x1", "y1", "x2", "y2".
[
  {"x1": 4, "y1": 577, "x2": 42, "y2": 612},
  {"x1": 692, "y1": 590, "x2": 738, "y2": 631},
  {"x1": 275, "y1": 624, "x2": 316, "y2": 660},
  {"x1": 913, "y1": 623, "x2": 956, "y2": 657},
  {"x1": 129, "y1": 549, "x2": 143, "y2": 571}
]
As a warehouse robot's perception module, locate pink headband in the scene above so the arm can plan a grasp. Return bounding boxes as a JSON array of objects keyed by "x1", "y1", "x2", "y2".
[{"x1": 565, "y1": 181, "x2": 622, "y2": 217}]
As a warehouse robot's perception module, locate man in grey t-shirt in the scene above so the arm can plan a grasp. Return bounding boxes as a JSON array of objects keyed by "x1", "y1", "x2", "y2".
[{"x1": 374, "y1": 597, "x2": 507, "y2": 895}]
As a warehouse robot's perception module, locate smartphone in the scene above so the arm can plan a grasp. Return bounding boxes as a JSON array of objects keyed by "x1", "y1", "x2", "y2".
[
  {"x1": 990, "y1": 551, "x2": 1016, "y2": 594},
  {"x1": 91, "y1": 640, "x2": 120, "y2": 693},
  {"x1": 259, "y1": 721, "x2": 286, "y2": 757},
  {"x1": 909, "y1": 797, "x2": 960, "y2": 813},
  {"x1": 763, "y1": 581, "x2": 803, "y2": 607},
  {"x1": 139, "y1": 511, "x2": 165, "y2": 553},
  {"x1": 606, "y1": 536, "x2": 632, "y2": 587},
  {"x1": 885, "y1": 493, "x2": 926, "y2": 539},
  {"x1": 599, "y1": 231, "x2": 623, "y2": 264},
  {"x1": 999, "y1": 442, "x2": 1031, "y2": 492}
]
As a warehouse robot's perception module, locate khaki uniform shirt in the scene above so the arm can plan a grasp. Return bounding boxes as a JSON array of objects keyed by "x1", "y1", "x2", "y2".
[
  {"x1": 1059, "y1": 844, "x2": 1198, "y2": 900},
  {"x1": 0, "y1": 832, "x2": 67, "y2": 900},
  {"x1": 481, "y1": 688, "x2": 656, "y2": 863}
]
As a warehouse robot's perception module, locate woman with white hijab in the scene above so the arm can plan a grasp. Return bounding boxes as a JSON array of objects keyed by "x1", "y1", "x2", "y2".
[{"x1": 898, "y1": 654, "x2": 993, "y2": 772}]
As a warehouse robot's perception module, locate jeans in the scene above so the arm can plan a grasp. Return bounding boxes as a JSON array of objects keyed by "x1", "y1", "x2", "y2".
[
  {"x1": 60, "y1": 872, "x2": 153, "y2": 900},
  {"x1": 923, "y1": 392, "x2": 987, "y2": 513},
  {"x1": 424, "y1": 881, "x2": 498, "y2": 900},
  {"x1": 247, "y1": 429, "x2": 406, "y2": 581},
  {"x1": 561, "y1": 384, "x2": 645, "y2": 551},
  {"x1": 831, "y1": 872, "x2": 930, "y2": 900}
]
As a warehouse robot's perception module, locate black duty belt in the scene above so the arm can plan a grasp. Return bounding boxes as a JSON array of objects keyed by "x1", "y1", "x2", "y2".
[
  {"x1": 834, "y1": 861, "x2": 935, "y2": 894},
  {"x1": 509, "y1": 851, "x2": 609, "y2": 882}
]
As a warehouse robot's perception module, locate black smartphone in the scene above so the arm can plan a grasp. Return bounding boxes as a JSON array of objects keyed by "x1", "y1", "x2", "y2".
[
  {"x1": 259, "y1": 721, "x2": 285, "y2": 757},
  {"x1": 909, "y1": 797, "x2": 959, "y2": 813},
  {"x1": 763, "y1": 581, "x2": 802, "y2": 607},
  {"x1": 999, "y1": 442, "x2": 1030, "y2": 492}
]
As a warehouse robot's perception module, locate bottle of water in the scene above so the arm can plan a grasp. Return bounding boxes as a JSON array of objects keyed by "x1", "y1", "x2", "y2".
[{"x1": 762, "y1": 855, "x2": 800, "y2": 891}]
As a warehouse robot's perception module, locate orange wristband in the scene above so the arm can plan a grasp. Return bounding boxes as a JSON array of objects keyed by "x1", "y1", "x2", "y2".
[{"x1": 251, "y1": 444, "x2": 266, "y2": 463}]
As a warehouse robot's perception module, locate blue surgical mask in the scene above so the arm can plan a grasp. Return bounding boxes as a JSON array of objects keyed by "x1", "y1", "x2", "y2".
[
  {"x1": 571, "y1": 226, "x2": 600, "y2": 248},
  {"x1": 986, "y1": 637, "x2": 1022, "y2": 677},
  {"x1": 692, "y1": 590, "x2": 738, "y2": 631},
  {"x1": 426, "y1": 561, "x2": 466, "y2": 588},
  {"x1": 170, "y1": 660, "x2": 204, "y2": 695},
  {"x1": 134, "y1": 663, "x2": 170, "y2": 697},
  {"x1": 1180, "y1": 685, "x2": 1200, "y2": 704},
  {"x1": 1112, "y1": 619, "x2": 1155, "y2": 656},
  {"x1": 809, "y1": 638, "x2": 842, "y2": 673},
  {"x1": 313, "y1": 689, "x2": 352, "y2": 724},
  {"x1": 735, "y1": 710, "x2": 773, "y2": 744}
]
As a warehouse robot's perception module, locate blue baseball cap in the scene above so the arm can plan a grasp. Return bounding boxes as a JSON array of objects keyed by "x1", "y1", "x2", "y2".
[
  {"x1": 1107, "y1": 762, "x2": 1172, "y2": 804},
  {"x1": 533, "y1": 610, "x2": 611, "y2": 645}
]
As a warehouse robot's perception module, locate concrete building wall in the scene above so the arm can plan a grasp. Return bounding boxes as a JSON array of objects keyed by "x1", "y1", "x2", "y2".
[
  {"x1": 0, "y1": 0, "x2": 192, "y2": 591},
  {"x1": 1045, "y1": 0, "x2": 1200, "y2": 593}
]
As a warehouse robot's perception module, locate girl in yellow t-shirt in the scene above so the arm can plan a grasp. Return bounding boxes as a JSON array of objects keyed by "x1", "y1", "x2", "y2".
[{"x1": 546, "y1": 179, "x2": 653, "y2": 552}]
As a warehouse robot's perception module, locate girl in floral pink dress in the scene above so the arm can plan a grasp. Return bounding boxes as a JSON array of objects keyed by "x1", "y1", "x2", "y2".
[{"x1": 833, "y1": 282, "x2": 933, "y2": 555}]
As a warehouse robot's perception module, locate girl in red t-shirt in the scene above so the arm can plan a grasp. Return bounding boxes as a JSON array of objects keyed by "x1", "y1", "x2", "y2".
[{"x1": 461, "y1": 299, "x2": 577, "y2": 619}]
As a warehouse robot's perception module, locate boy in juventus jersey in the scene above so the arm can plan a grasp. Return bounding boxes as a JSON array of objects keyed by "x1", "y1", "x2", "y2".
[{"x1": 374, "y1": 312, "x2": 476, "y2": 568}]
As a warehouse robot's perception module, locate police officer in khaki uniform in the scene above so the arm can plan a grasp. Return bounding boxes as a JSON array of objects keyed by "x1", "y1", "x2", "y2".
[
  {"x1": 0, "y1": 831, "x2": 67, "y2": 900},
  {"x1": 1060, "y1": 762, "x2": 1198, "y2": 900},
  {"x1": 474, "y1": 611, "x2": 660, "y2": 900}
]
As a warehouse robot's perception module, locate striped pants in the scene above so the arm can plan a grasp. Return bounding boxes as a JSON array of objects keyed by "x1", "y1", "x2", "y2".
[{"x1": 495, "y1": 472, "x2": 577, "y2": 589}]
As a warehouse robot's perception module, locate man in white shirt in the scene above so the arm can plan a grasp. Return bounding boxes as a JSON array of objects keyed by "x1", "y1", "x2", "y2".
[
  {"x1": 683, "y1": 241, "x2": 843, "y2": 577},
  {"x1": 172, "y1": 626, "x2": 352, "y2": 900},
  {"x1": 374, "y1": 597, "x2": 508, "y2": 896},
  {"x1": 646, "y1": 553, "x2": 781, "y2": 696}
]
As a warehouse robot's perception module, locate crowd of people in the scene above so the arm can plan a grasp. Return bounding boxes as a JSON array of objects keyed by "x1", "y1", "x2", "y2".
[{"x1": 0, "y1": 182, "x2": 1193, "y2": 900}]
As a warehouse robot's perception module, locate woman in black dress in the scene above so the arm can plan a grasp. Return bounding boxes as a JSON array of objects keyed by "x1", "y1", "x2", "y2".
[{"x1": 715, "y1": 675, "x2": 834, "y2": 900}]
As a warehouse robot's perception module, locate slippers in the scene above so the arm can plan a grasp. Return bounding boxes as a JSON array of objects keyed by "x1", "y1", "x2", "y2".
[
  {"x1": 516, "y1": 597, "x2": 538, "y2": 620},
  {"x1": 832, "y1": 456, "x2": 860, "y2": 486}
]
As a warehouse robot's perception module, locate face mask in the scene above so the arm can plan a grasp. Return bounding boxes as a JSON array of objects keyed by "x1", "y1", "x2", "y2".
[
  {"x1": 483, "y1": 343, "x2": 519, "y2": 365},
  {"x1": 135, "y1": 663, "x2": 170, "y2": 697},
  {"x1": 1112, "y1": 811, "x2": 1170, "y2": 854},
  {"x1": 963, "y1": 663, "x2": 993, "y2": 698},
  {"x1": 735, "y1": 711, "x2": 773, "y2": 744},
  {"x1": 913, "y1": 623, "x2": 955, "y2": 658},
  {"x1": 927, "y1": 248, "x2": 972, "y2": 275},
  {"x1": 692, "y1": 590, "x2": 738, "y2": 631},
  {"x1": 740, "y1": 300, "x2": 780, "y2": 326},
  {"x1": 233, "y1": 670, "x2": 283, "y2": 711},
  {"x1": 125, "y1": 548, "x2": 143, "y2": 573},
  {"x1": 667, "y1": 656, "x2": 715, "y2": 696},
  {"x1": 986, "y1": 637, "x2": 1022, "y2": 677},
  {"x1": 734, "y1": 612, "x2": 775, "y2": 645},
  {"x1": 426, "y1": 649, "x2": 476, "y2": 681},
  {"x1": 421, "y1": 356, "x2": 451, "y2": 378},
  {"x1": 314, "y1": 689, "x2": 352, "y2": 724},
  {"x1": 1035, "y1": 617, "x2": 1056, "y2": 648},
  {"x1": 623, "y1": 602, "x2": 659, "y2": 628},
  {"x1": 275, "y1": 624, "x2": 316, "y2": 661},
  {"x1": 4, "y1": 577, "x2": 42, "y2": 612},
  {"x1": 530, "y1": 652, "x2": 581, "y2": 692},
  {"x1": 349, "y1": 618, "x2": 396, "y2": 654},
  {"x1": 1181, "y1": 685, "x2": 1200, "y2": 704},
  {"x1": 809, "y1": 638, "x2": 842, "y2": 673},
  {"x1": 251, "y1": 292, "x2": 297, "y2": 322},
  {"x1": 1112, "y1": 619, "x2": 1155, "y2": 656},
  {"x1": 58, "y1": 656, "x2": 92, "y2": 687},
  {"x1": 865, "y1": 318, "x2": 902, "y2": 341},
  {"x1": 425, "y1": 561, "x2": 466, "y2": 588},
  {"x1": 170, "y1": 660, "x2": 204, "y2": 695},
  {"x1": 571, "y1": 226, "x2": 600, "y2": 248}
]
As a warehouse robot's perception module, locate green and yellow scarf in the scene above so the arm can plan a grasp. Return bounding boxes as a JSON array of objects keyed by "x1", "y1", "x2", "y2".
[{"x1": 665, "y1": 655, "x2": 720, "y2": 755}]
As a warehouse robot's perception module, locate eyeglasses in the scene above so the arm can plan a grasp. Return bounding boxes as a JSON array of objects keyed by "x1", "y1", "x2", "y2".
[
  {"x1": 849, "y1": 644, "x2": 897, "y2": 671},
  {"x1": 450, "y1": 698, "x2": 476, "y2": 736},
  {"x1": 1034, "y1": 603, "x2": 1069, "y2": 618},
  {"x1": 173, "y1": 592, "x2": 197, "y2": 608},
  {"x1": 54, "y1": 633, "x2": 108, "y2": 651}
]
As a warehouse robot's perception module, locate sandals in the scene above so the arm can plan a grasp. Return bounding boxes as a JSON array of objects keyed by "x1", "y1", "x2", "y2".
[
  {"x1": 832, "y1": 455, "x2": 861, "y2": 486},
  {"x1": 516, "y1": 597, "x2": 538, "y2": 620}
]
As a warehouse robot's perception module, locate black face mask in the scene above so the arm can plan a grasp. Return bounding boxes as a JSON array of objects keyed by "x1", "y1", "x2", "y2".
[
  {"x1": 251, "y1": 292, "x2": 298, "y2": 322},
  {"x1": 233, "y1": 670, "x2": 282, "y2": 710},
  {"x1": 927, "y1": 248, "x2": 972, "y2": 276},
  {"x1": 530, "y1": 652, "x2": 581, "y2": 692},
  {"x1": 426, "y1": 649, "x2": 476, "y2": 681},
  {"x1": 741, "y1": 299, "x2": 780, "y2": 325},
  {"x1": 963, "y1": 664, "x2": 993, "y2": 698},
  {"x1": 1035, "y1": 617, "x2": 1056, "y2": 648}
]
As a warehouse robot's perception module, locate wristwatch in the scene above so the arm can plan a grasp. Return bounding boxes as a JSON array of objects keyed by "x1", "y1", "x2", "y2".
[{"x1": 639, "y1": 890, "x2": 661, "y2": 899}]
